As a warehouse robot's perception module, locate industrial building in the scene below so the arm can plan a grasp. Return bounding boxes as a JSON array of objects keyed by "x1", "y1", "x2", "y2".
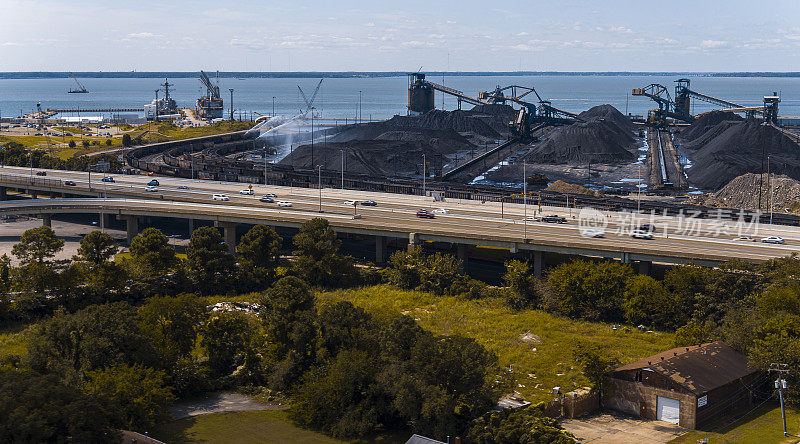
[{"x1": 604, "y1": 342, "x2": 762, "y2": 429}]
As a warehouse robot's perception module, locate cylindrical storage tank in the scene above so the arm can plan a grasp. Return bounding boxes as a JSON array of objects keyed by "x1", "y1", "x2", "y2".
[{"x1": 408, "y1": 74, "x2": 435, "y2": 114}]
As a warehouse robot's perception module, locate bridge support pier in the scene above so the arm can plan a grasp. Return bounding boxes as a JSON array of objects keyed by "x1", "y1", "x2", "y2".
[
  {"x1": 188, "y1": 219, "x2": 195, "y2": 235},
  {"x1": 375, "y1": 235, "x2": 387, "y2": 264},
  {"x1": 620, "y1": 252, "x2": 631, "y2": 264},
  {"x1": 215, "y1": 221, "x2": 237, "y2": 254},
  {"x1": 637, "y1": 260, "x2": 652, "y2": 275},
  {"x1": 457, "y1": 243, "x2": 468, "y2": 272},
  {"x1": 408, "y1": 232, "x2": 420, "y2": 251},
  {"x1": 0, "y1": 187, "x2": 7, "y2": 201},
  {"x1": 40, "y1": 214, "x2": 51, "y2": 228},
  {"x1": 532, "y1": 250, "x2": 543, "y2": 278},
  {"x1": 30, "y1": 190, "x2": 37, "y2": 199},
  {"x1": 124, "y1": 216, "x2": 138, "y2": 245}
]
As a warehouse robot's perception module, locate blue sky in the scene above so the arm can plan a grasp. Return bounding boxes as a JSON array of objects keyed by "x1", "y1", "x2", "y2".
[{"x1": 2, "y1": 0, "x2": 800, "y2": 71}]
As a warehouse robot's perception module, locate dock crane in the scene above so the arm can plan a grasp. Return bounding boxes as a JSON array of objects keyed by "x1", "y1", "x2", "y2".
[
  {"x1": 478, "y1": 85, "x2": 581, "y2": 139},
  {"x1": 68, "y1": 72, "x2": 88, "y2": 94},
  {"x1": 196, "y1": 70, "x2": 223, "y2": 119},
  {"x1": 298, "y1": 79, "x2": 324, "y2": 114}
]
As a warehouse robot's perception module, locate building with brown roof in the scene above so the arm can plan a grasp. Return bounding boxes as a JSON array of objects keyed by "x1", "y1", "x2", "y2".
[{"x1": 604, "y1": 342, "x2": 764, "y2": 429}]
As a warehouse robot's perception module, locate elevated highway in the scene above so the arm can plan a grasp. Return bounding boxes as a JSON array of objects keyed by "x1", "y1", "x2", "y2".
[{"x1": 0, "y1": 166, "x2": 798, "y2": 272}]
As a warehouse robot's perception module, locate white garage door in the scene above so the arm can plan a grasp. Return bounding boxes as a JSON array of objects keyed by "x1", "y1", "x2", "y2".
[{"x1": 657, "y1": 396, "x2": 681, "y2": 424}]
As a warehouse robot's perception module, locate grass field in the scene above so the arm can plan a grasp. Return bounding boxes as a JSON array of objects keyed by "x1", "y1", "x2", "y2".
[
  {"x1": 670, "y1": 403, "x2": 800, "y2": 444},
  {"x1": 317, "y1": 285, "x2": 675, "y2": 403},
  {"x1": 150, "y1": 409, "x2": 407, "y2": 444},
  {"x1": 0, "y1": 322, "x2": 33, "y2": 361}
]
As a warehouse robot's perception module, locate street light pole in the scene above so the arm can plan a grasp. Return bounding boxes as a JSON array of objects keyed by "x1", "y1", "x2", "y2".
[
  {"x1": 272, "y1": 96, "x2": 275, "y2": 117},
  {"x1": 340, "y1": 149, "x2": 345, "y2": 189},
  {"x1": 359, "y1": 90, "x2": 362, "y2": 122},
  {"x1": 229, "y1": 89, "x2": 234, "y2": 120},
  {"x1": 422, "y1": 153, "x2": 426, "y2": 196},
  {"x1": 523, "y1": 161, "x2": 527, "y2": 240},
  {"x1": 318, "y1": 165, "x2": 322, "y2": 213},
  {"x1": 311, "y1": 107, "x2": 315, "y2": 167}
]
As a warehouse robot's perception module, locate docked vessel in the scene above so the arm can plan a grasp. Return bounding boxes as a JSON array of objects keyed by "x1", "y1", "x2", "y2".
[{"x1": 196, "y1": 70, "x2": 223, "y2": 119}]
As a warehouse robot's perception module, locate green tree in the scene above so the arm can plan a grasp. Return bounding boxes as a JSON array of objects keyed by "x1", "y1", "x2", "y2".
[
  {"x1": 573, "y1": 342, "x2": 619, "y2": 395},
  {"x1": 139, "y1": 294, "x2": 207, "y2": 358},
  {"x1": 748, "y1": 314, "x2": 800, "y2": 403},
  {"x1": 12, "y1": 226, "x2": 65, "y2": 294},
  {"x1": 76, "y1": 231, "x2": 118, "y2": 265},
  {"x1": 128, "y1": 227, "x2": 178, "y2": 279},
  {"x1": 0, "y1": 370, "x2": 121, "y2": 443},
  {"x1": 122, "y1": 133, "x2": 132, "y2": 147},
  {"x1": 68, "y1": 139, "x2": 77, "y2": 148},
  {"x1": 187, "y1": 226, "x2": 236, "y2": 294},
  {"x1": 82, "y1": 140, "x2": 90, "y2": 148},
  {"x1": 503, "y1": 259, "x2": 538, "y2": 310},
  {"x1": 84, "y1": 363, "x2": 175, "y2": 430},
  {"x1": 545, "y1": 260, "x2": 633, "y2": 321},
  {"x1": 291, "y1": 218, "x2": 357, "y2": 287},
  {"x1": 622, "y1": 275, "x2": 677, "y2": 328},
  {"x1": 316, "y1": 301, "x2": 378, "y2": 362},
  {"x1": 73, "y1": 231, "x2": 126, "y2": 298},
  {"x1": 466, "y1": 404, "x2": 576, "y2": 444},
  {"x1": 105, "y1": 138, "x2": 112, "y2": 146},
  {"x1": 201, "y1": 311, "x2": 255, "y2": 376},
  {"x1": 673, "y1": 320, "x2": 718, "y2": 347},
  {"x1": 385, "y1": 247, "x2": 426, "y2": 290},
  {"x1": 417, "y1": 252, "x2": 470, "y2": 296},
  {"x1": 237, "y1": 224, "x2": 282, "y2": 288}
]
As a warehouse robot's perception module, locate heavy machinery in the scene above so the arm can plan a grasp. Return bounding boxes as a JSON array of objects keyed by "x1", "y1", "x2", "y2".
[
  {"x1": 196, "y1": 70, "x2": 224, "y2": 119},
  {"x1": 298, "y1": 79, "x2": 324, "y2": 115},
  {"x1": 478, "y1": 85, "x2": 581, "y2": 139},
  {"x1": 68, "y1": 72, "x2": 88, "y2": 94},
  {"x1": 632, "y1": 78, "x2": 776, "y2": 127}
]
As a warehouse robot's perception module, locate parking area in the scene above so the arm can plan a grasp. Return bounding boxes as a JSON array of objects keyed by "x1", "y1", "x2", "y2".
[{"x1": 561, "y1": 411, "x2": 686, "y2": 443}]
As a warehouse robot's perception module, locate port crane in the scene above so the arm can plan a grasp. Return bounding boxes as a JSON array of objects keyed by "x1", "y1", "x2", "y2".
[
  {"x1": 68, "y1": 72, "x2": 88, "y2": 94},
  {"x1": 632, "y1": 78, "x2": 775, "y2": 126},
  {"x1": 478, "y1": 85, "x2": 581, "y2": 139},
  {"x1": 298, "y1": 79, "x2": 324, "y2": 114}
]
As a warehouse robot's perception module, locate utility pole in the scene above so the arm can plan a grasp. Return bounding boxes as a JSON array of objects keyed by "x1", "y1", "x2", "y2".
[
  {"x1": 768, "y1": 155, "x2": 773, "y2": 224},
  {"x1": 317, "y1": 165, "x2": 322, "y2": 213},
  {"x1": 770, "y1": 363, "x2": 790, "y2": 437},
  {"x1": 422, "y1": 153, "x2": 426, "y2": 196},
  {"x1": 229, "y1": 89, "x2": 234, "y2": 120},
  {"x1": 340, "y1": 149, "x2": 345, "y2": 189},
  {"x1": 311, "y1": 107, "x2": 315, "y2": 167},
  {"x1": 523, "y1": 161, "x2": 527, "y2": 240},
  {"x1": 359, "y1": 90, "x2": 362, "y2": 122},
  {"x1": 272, "y1": 96, "x2": 276, "y2": 117}
]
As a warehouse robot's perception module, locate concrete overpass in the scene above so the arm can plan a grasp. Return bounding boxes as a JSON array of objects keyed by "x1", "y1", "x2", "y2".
[{"x1": 0, "y1": 166, "x2": 798, "y2": 274}]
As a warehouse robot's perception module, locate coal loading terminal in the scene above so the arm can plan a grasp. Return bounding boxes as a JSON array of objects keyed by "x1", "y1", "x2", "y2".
[{"x1": 124, "y1": 73, "x2": 800, "y2": 222}]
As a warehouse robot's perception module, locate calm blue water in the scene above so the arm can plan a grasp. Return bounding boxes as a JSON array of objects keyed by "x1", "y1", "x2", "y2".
[{"x1": 2, "y1": 75, "x2": 799, "y2": 120}]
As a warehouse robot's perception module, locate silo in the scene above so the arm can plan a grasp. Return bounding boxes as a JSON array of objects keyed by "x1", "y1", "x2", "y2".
[{"x1": 407, "y1": 73, "x2": 435, "y2": 115}]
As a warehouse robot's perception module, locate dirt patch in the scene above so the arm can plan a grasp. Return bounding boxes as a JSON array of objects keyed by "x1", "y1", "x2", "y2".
[
  {"x1": 545, "y1": 180, "x2": 596, "y2": 195},
  {"x1": 561, "y1": 411, "x2": 686, "y2": 443},
  {"x1": 169, "y1": 392, "x2": 283, "y2": 419}
]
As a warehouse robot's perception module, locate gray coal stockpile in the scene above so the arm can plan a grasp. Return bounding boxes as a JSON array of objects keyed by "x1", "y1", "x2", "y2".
[
  {"x1": 699, "y1": 172, "x2": 800, "y2": 211},
  {"x1": 680, "y1": 111, "x2": 743, "y2": 142},
  {"x1": 525, "y1": 105, "x2": 637, "y2": 164},
  {"x1": 682, "y1": 120, "x2": 800, "y2": 190}
]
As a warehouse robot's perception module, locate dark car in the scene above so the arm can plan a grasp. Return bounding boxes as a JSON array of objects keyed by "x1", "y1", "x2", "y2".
[
  {"x1": 259, "y1": 196, "x2": 274, "y2": 203},
  {"x1": 64, "y1": 180, "x2": 76, "y2": 186},
  {"x1": 147, "y1": 179, "x2": 160, "y2": 187},
  {"x1": 101, "y1": 176, "x2": 115, "y2": 183},
  {"x1": 416, "y1": 209, "x2": 435, "y2": 219},
  {"x1": 541, "y1": 214, "x2": 567, "y2": 223},
  {"x1": 361, "y1": 200, "x2": 377, "y2": 206},
  {"x1": 35, "y1": 171, "x2": 46, "y2": 176},
  {"x1": 638, "y1": 223, "x2": 656, "y2": 232}
]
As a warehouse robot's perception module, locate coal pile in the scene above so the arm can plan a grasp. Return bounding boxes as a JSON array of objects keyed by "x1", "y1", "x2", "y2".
[
  {"x1": 680, "y1": 111, "x2": 743, "y2": 142},
  {"x1": 700, "y1": 172, "x2": 800, "y2": 212},
  {"x1": 684, "y1": 121, "x2": 800, "y2": 190},
  {"x1": 525, "y1": 117, "x2": 637, "y2": 164},
  {"x1": 578, "y1": 104, "x2": 637, "y2": 133}
]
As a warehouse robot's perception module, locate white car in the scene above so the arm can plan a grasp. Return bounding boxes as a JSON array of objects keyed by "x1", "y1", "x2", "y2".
[
  {"x1": 432, "y1": 208, "x2": 450, "y2": 214},
  {"x1": 344, "y1": 200, "x2": 358, "y2": 206},
  {"x1": 240, "y1": 189, "x2": 254, "y2": 195},
  {"x1": 145, "y1": 186, "x2": 158, "y2": 192},
  {"x1": 212, "y1": 194, "x2": 230, "y2": 201},
  {"x1": 277, "y1": 201, "x2": 292, "y2": 207},
  {"x1": 631, "y1": 230, "x2": 653, "y2": 239},
  {"x1": 581, "y1": 229, "x2": 605, "y2": 238},
  {"x1": 761, "y1": 236, "x2": 785, "y2": 244}
]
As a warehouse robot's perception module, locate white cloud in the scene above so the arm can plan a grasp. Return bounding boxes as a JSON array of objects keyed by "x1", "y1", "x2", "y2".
[
  {"x1": 365, "y1": 22, "x2": 375, "y2": 27},
  {"x1": 126, "y1": 32, "x2": 156, "y2": 39},
  {"x1": 701, "y1": 39, "x2": 729, "y2": 49}
]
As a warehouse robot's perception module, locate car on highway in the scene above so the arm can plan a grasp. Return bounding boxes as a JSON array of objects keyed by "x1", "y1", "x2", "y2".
[
  {"x1": 761, "y1": 236, "x2": 785, "y2": 244},
  {"x1": 259, "y1": 196, "x2": 274, "y2": 203},
  {"x1": 147, "y1": 179, "x2": 160, "y2": 187},
  {"x1": 177, "y1": 185, "x2": 189, "y2": 190},
  {"x1": 541, "y1": 215, "x2": 566, "y2": 223},
  {"x1": 734, "y1": 236, "x2": 756, "y2": 242},
  {"x1": 432, "y1": 208, "x2": 450, "y2": 214},
  {"x1": 277, "y1": 201, "x2": 292, "y2": 207},
  {"x1": 361, "y1": 200, "x2": 377, "y2": 206},
  {"x1": 263, "y1": 193, "x2": 277, "y2": 198},
  {"x1": 638, "y1": 223, "x2": 657, "y2": 233},
  {"x1": 240, "y1": 189, "x2": 254, "y2": 195},
  {"x1": 64, "y1": 180, "x2": 76, "y2": 186},
  {"x1": 581, "y1": 229, "x2": 605, "y2": 238},
  {"x1": 212, "y1": 194, "x2": 230, "y2": 201},
  {"x1": 344, "y1": 200, "x2": 358, "y2": 206},
  {"x1": 416, "y1": 209, "x2": 435, "y2": 219},
  {"x1": 35, "y1": 171, "x2": 46, "y2": 176},
  {"x1": 101, "y1": 176, "x2": 114, "y2": 183},
  {"x1": 145, "y1": 186, "x2": 158, "y2": 192},
  {"x1": 631, "y1": 230, "x2": 654, "y2": 239}
]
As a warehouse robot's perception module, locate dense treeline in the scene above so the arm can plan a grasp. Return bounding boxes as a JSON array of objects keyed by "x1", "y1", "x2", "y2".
[
  {"x1": 0, "y1": 218, "x2": 574, "y2": 443},
  {"x1": 0, "y1": 141, "x2": 123, "y2": 173}
]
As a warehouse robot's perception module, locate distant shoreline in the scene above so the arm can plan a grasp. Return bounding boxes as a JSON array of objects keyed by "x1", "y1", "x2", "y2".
[{"x1": 3, "y1": 71, "x2": 800, "y2": 80}]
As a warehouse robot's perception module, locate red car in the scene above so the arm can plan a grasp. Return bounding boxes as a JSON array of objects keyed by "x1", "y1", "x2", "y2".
[{"x1": 416, "y1": 209, "x2": 435, "y2": 219}]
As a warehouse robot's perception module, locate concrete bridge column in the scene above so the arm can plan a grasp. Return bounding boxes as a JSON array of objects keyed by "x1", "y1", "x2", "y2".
[
  {"x1": 408, "y1": 232, "x2": 420, "y2": 251},
  {"x1": 40, "y1": 214, "x2": 51, "y2": 227},
  {"x1": 0, "y1": 187, "x2": 7, "y2": 201},
  {"x1": 375, "y1": 235, "x2": 387, "y2": 264},
  {"x1": 457, "y1": 243, "x2": 468, "y2": 272},
  {"x1": 99, "y1": 212, "x2": 105, "y2": 231},
  {"x1": 187, "y1": 218, "x2": 195, "y2": 236},
  {"x1": 532, "y1": 250, "x2": 543, "y2": 278},
  {"x1": 124, "y1": 216, "x2": 138, "y2": 246},
  {"x1": 620, "y1": 252, "x2": 631, "y2": 264},
  {"x1": 30, "y1": 190, "x2": 37, "y2": 199},
  {"x1": 215, "y1": 221, "x2": 238, "y2": 253},
  {"x1": 637, "y1": 260, "x2": 652, "y2": 275}
]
